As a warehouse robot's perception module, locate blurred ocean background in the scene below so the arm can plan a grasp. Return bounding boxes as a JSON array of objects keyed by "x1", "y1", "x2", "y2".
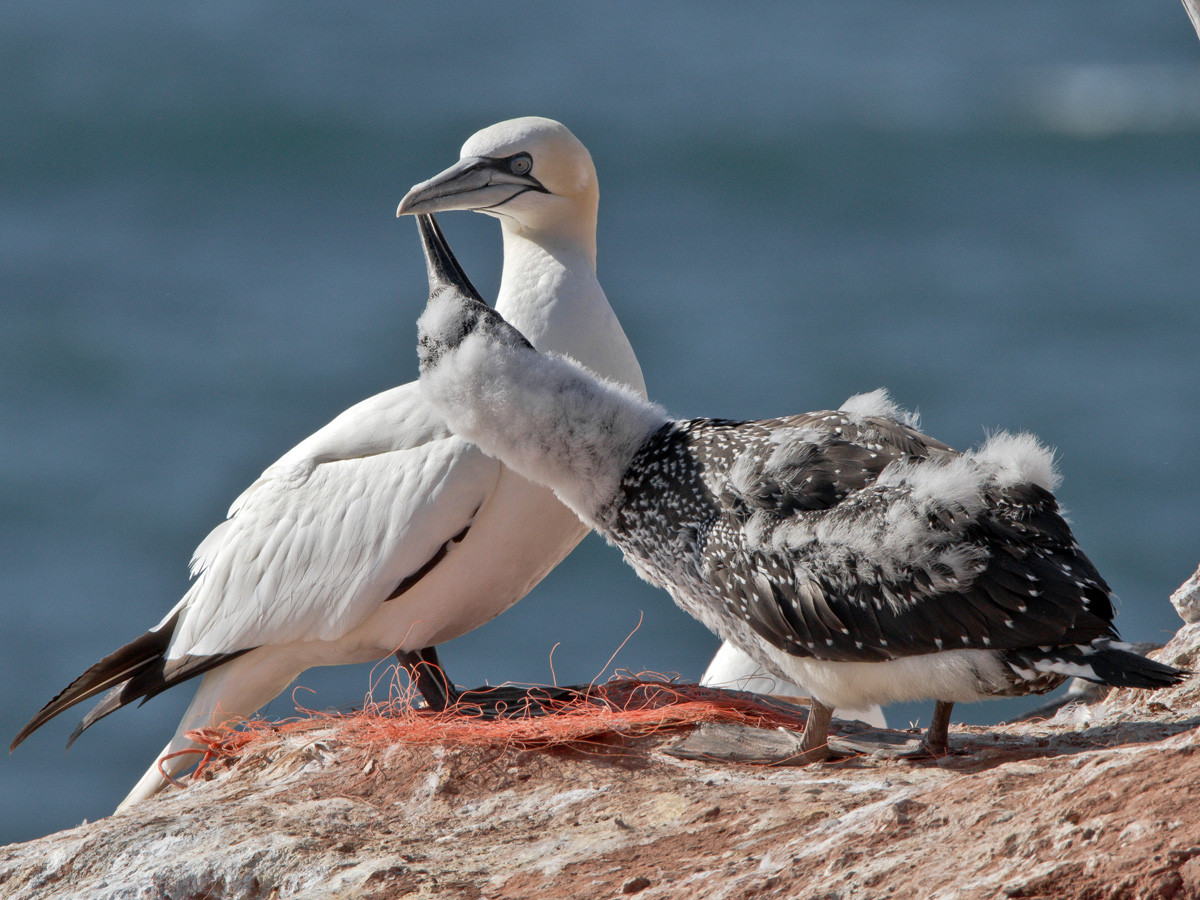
[{"x1": 3, "y1": 2, "x2": 1199, "y2": 844}]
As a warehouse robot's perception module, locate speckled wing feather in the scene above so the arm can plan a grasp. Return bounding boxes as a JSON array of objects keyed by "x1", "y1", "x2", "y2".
[{"x1": 665, "y1": 412, "x2": 1118, "y2": 664}]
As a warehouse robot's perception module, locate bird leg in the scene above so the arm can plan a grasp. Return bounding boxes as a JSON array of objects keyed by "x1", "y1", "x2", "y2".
[
  {"x1": 798, "y1": 699, "x2": 834, "y2": 762},
  {"x1": 396, "y1": 646, "x2": 459, "y2": 711},
  {"x1": 923, "y1": 699, "x2": 954, "y2": 756}
]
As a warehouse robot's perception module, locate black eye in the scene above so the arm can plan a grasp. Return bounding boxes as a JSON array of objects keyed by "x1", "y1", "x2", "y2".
[{"x1": 509, "y1": 153, "x2": 532, "y2": 176}]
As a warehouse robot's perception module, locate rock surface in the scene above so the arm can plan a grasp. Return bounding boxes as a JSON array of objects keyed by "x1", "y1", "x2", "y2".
[
  {"x1": 1172, "y1": 564, "x2": 1200, "y2": 624},
  {"x1": 3, "y1": 624, "x2": 1199, "y2": 900}
]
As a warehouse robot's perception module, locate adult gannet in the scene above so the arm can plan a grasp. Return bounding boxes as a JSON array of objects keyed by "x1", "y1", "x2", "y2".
[
  {"x1": 11, "y1": 117, "x2": 645, "y2": 809},
  {"x1": 413, "y1": 213, "x2": 1186, "y2": 760}
]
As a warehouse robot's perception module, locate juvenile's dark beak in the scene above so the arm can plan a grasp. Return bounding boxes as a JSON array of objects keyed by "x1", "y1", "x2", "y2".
[
  {"x1": 416, "y1": 214, "x2": 485, "y2": 303},
  {"x1": 399, "y1": 157, "x2": 546, "y2": 216}
]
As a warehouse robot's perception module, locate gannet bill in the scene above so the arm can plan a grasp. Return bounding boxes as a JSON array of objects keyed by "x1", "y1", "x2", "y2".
[
  {"x1": 701, "y1": 641, "x2": 887, "y2": 729},
  {"x1": 11, "y1": 117, "x2": 645, "y2": 810},
  {"x1": 413, "y1": 213, "x2": 1186, "y2": 760}
]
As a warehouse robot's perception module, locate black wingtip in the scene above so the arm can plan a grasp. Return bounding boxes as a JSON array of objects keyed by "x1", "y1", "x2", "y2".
[
  {"x1": 416, "y1": 214, "x2": 484, "y2": 304},
  {"x1": 8, "y1": 618, "x2": 179, "y2": 752},
  {"x1": 9, "y1": 612, "x2": 254, "y2": 753}
]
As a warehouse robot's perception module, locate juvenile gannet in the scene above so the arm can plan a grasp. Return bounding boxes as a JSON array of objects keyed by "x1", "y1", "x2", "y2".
[
  {"x1": 413, "y1": 213, "x2": 1186, "y2": 759},
  {"x1": 11, "y1": 117, "x2": 644, "y2": 809}
]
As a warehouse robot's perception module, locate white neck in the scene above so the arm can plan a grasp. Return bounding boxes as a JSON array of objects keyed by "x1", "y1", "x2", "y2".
[
  {"x1": 492, "y1": 222, "x2": 647, "y2": 399},
  {"x1": 499, "y1": 200, "x2": 599, "y2": 268}
]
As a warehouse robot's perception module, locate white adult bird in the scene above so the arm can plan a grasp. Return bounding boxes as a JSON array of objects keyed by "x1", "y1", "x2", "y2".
[
  {"x1": 413, "y1": 213, "x2": 1185, "y2": 761},
  {"x1": 12, "y1": 117, "x2": 645, "y2": 809}
]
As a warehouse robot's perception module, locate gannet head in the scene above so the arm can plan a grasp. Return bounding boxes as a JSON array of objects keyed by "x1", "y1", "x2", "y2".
[{"x1": 397, "y1": 117, "x2": 598, "y2": 251}]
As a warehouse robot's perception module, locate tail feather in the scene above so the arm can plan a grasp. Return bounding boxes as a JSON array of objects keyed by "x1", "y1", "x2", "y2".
[
  {"x1": 1084, "y1": 645, "x2": 1187, "y2": 690},
  {"x1": 1007, "y1": 639, "x2": 1188, "y2": 692}
]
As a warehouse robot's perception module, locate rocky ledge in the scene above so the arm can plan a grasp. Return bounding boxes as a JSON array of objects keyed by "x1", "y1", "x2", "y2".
[{"x1": 3, "y1": 577, "x2": 1200, "y2": 900}]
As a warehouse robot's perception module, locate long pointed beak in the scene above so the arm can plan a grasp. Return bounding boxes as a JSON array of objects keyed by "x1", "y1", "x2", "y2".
[
  {"x1": 398, "y1": 157, "x2": 546, "y2": 217},
  {"x1": 416, "y1": 214, "x2": 485, "y2": 303}
]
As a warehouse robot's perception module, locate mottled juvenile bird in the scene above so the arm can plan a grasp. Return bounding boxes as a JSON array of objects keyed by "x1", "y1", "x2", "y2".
[{"x1": 413, "y1": 213, "x2": 1186, "y2": 758}]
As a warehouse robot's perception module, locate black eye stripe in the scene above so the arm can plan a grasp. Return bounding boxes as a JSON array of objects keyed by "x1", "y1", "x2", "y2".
[
  {"x1": 475, "y1": 152, "x2": 549, "y2": 198},
  {"x1": 481, "y1": 152, "x2": 534, "y2": 176}
]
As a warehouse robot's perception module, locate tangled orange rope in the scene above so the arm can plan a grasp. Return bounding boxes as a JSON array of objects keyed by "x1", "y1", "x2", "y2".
[{"x1": 181, "y1": 675, "x2": 810, "y2": 782}]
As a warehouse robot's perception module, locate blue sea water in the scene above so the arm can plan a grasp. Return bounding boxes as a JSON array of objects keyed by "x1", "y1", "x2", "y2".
[{"x1": 2, "y1": 2, "x2": 1198, "y2": 845}]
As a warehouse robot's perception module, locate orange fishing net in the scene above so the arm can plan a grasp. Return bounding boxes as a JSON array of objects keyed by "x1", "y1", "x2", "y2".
[{"x1": 181, "y1": 673, "x2": 811, "y2": 782}]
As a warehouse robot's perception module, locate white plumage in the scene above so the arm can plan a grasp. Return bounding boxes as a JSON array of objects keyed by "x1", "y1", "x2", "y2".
[{"x1": 12, "y1": 117, "x2": 645, "y2": 809}]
